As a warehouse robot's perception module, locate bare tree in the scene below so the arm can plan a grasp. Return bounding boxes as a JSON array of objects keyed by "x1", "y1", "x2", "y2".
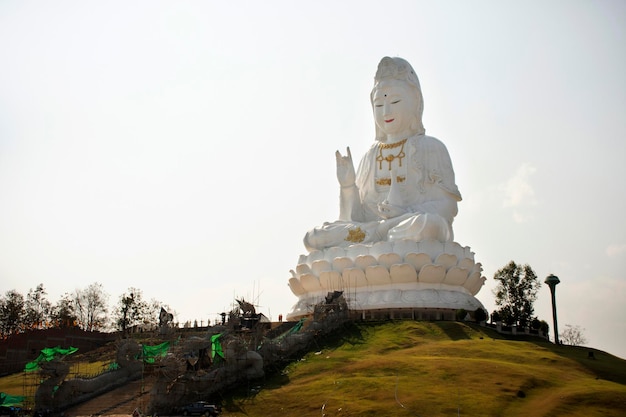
[
  {"x1": 51, "y1": 292, "x2": 79, "y2": 328},
  {"x1": 0, "y1": 290, "x2": 25, "y2": 337},
  {"x1": 114, "y1": 287, "x2": 148, "y2": 334},
  {"x1": 74, "y1": 282, "x2": 109, "y2": 331},
  {"x1": 146, "y1": 299, "x2": 175, "y2": 328},
  {"x1": 24, "y1": 283, "x2": 52, "y2": 330},
  {"x1": 560, "y1": 324, "x2": 588, "y2": 346}
]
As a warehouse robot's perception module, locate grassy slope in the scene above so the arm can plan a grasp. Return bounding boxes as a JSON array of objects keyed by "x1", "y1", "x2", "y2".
[
  {"x1": 1, "y1": 321, "x2": 625, "y2": 416},
  {"x1": 226, "y1": 321, "x2": 626, "y2": 417}
]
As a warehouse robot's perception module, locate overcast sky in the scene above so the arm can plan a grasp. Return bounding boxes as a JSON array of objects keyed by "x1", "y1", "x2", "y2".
[{"x1": 1, "y1": 1, "x2": 625, "y2": 358}]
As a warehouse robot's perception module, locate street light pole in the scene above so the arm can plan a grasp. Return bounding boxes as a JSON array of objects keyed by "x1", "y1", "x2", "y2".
[{"x1": 544, "y1": 274, "x2": 560, "y2": 344}]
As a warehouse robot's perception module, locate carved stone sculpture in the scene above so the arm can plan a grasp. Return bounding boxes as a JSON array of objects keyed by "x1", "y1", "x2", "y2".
[{"x1": 288, "y1": 57, "x2": 486, "y2": 319}]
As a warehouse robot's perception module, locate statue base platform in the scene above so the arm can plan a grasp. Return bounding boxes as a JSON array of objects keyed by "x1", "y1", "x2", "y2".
[
  {"x1": 287, "y1": 239, "x2": 486, "y2": 320},
  {"x1": 288, "y1": 284, "x2": 485, "y2": 320}
]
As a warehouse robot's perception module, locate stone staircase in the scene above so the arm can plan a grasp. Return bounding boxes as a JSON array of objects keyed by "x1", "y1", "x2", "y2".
[{"x1": 63, "y1": 375, "x2": 155, "y2": 416}]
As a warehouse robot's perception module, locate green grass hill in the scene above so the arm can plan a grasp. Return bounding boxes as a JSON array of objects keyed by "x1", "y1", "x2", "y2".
[{"x1": 225, "y1": 321, "x2": 626, "y2": 416}]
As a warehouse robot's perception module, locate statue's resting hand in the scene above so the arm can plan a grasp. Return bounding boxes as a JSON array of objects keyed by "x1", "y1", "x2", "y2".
[
  {"x1": 377, "y1": 201, "x2": 408, "y2": 219},
  {"x1": 335, "y1": 147, "x2": 356, "y2": 188}
]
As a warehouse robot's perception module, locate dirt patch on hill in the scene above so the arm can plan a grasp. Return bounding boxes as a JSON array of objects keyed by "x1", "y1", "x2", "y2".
[{"x1": 71, "y1": 340, "x2": 119, "y2": 363}]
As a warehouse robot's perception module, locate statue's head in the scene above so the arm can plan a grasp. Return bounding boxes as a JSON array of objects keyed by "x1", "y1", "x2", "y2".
[{"x1": 371, "y1": 57, "x2": 425, "y2": 140}]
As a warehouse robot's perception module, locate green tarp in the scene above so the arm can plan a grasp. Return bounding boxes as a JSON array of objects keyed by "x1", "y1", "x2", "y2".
[
  {"x1": 24, "y1": 346, "x2": 78, "y2": 372},
  {"x1": 141, "y1": 341, "x2": 169, "y2": 364},
  {"x1": 288, "y1": 318, "x2": 306, "y2": 335},
  {"x1": 211, "y1": 333, "x2": 224, "y2": 360},
  {"x1": 275, "y1": 318, "x2": 307, "y2": 341},
  {"x1": 0, "y1": 392, "x2": 25, "y2": 407}
]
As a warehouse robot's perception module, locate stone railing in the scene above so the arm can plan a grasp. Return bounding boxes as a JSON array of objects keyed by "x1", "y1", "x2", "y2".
[{"x1": 483, "y1": 322, "x2": 549, "y2": 340}]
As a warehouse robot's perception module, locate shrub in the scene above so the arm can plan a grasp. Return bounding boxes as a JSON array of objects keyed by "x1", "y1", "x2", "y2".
[
  {"x1": 531, "y1": 317, "x2": 541, "y2": 330},
  {"x1": 491, "y1": 311, "x2": 501, "y2": 323},
  {"x1": 474, "y1": 308, "x2": 487, "y2": 323}
]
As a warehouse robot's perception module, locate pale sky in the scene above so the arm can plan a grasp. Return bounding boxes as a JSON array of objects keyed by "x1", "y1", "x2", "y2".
[{"x1": 1, "y1": 1, "x2": 625, "y2": 358}]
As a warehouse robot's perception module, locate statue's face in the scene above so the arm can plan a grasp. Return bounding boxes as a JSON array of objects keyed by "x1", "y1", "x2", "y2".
[{"x1": 372, "y1": 79, "x2": 418, "y2": 140}]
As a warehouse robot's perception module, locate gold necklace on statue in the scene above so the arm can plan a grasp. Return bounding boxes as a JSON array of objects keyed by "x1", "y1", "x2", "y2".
[{"x1": 376, "y1": 138, "x2": 407, "y2": 170}]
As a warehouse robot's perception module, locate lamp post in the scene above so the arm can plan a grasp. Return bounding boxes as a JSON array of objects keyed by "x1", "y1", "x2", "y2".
[{"x1": 544, "y1": 274, "x2": 560, "y2": 344}]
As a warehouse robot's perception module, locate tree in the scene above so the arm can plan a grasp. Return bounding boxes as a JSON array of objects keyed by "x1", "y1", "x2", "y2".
[
  {"x1": 560, "y1": 324, "x2": 588, "y2": 346},
  {"x1": 493, "y1": 261, "x2": 540, "y2": 328},
  {"x1": 24, "y1": 283, "x2": 52, "y2": 330},
  {"x1": 0, "y1": 290, "x2": 25, "y2": 336},
  {"x1": 114, "y1": 287, "x2": 148, "y2": 334},
  {"x1": 74, "y1": 282, "x2": 109, "y2": 331},
  {"x1": 50, "y1": 292, "x2": 79, "y2": 328}
]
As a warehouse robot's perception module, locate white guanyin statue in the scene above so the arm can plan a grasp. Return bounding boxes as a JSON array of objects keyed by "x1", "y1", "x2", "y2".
[{"x1": 287, "y1": 57, "x2": 486, "y2": 319}]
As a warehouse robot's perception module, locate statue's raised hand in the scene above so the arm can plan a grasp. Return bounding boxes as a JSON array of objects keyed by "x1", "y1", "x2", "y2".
[{"x1": 335, "y1": 147, "x2": 356, "y2": 187}]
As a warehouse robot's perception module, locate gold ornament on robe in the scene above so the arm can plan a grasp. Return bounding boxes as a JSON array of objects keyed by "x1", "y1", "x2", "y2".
[{"x1": 345, "y1": 227, "x2": 366, "y2": 243}]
